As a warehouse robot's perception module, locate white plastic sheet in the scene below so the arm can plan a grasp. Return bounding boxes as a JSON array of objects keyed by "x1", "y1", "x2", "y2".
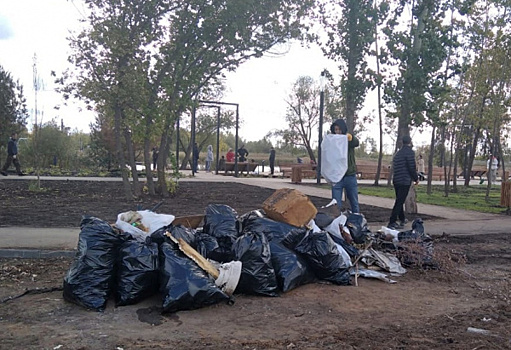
[
  {"x1": 320, "y1": 134, "x2": 348, "y2": 184},
  {"x1": 116, "y1": 210, "x2": 175, "y2": 241}
]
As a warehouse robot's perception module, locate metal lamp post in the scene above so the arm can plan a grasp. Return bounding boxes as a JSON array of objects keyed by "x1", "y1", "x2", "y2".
[{"x1": 316, "y1": 70, "x2": 326, "y2": 184}]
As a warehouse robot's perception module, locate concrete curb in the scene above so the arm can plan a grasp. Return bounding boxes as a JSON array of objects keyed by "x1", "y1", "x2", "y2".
[{"x1": 0, "y1": 249, "x2": 77, "y2": 259}]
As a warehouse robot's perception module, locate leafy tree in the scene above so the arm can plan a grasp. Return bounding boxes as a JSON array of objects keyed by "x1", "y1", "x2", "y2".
[
  {"x1": 270, "y1": 76, "x2": 331, "y2": 162},
  {"x1": 382, "y1": 0, "x2": 452, "y2": 145},
  {"x1": 0, "y1": 65, "x2": 29, "y2": 150},
  {"x1": 318, "y1": 0, "x2": 382, "y2": 131},
  {"x1": 63, "y1": 0, "x2": 315, "y2": 198}
]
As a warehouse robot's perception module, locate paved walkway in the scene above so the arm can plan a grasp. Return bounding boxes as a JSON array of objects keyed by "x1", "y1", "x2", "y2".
[{"x1": 1, "y1": 173, "x2": 509, "y2": 257}]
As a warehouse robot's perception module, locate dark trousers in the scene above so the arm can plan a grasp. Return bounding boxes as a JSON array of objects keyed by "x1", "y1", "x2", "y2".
[
  {"x1": 389, "y1": 184, "x2": 410, "y2": 224},
  {"x1": 269, "y1": 161, "x2": 275, "y2": 175},
  {"x1": 2, "y1": 155, "x2": 21, "y2": 174}
]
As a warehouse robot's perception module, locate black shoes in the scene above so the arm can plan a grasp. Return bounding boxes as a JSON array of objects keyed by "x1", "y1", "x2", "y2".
[
  {"x1": 387, "y1": 222, "x2": 401, "y2": 230},
  {"x1": 388, "y1": 221, "x2": 406, "y2": 230},
  {"x1": 1, "y1": 171, "x2": 7, "y2": 176},
  {"x1": 18, "y1": 173, "x2": 26, "y2": 176}
]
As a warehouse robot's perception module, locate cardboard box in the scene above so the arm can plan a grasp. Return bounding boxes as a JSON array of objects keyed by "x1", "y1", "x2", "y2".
[{"x1": 262, "y1": 188, "x2": 317, "y2": 227}]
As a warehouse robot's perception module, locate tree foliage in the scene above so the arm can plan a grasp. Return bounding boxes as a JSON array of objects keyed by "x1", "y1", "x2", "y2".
[
  {"x1": 270, "y1": 75, "x2": 336, "y2": 162},
  {"x1": 318, "y1": 0, "x2": 381, "y2": 131},
  {"x1": 62, "y1": 0, "x2": 315, "y2": 198},
  {"x1": 0, "y1": 65, "x2": 29, "y2": 146}
]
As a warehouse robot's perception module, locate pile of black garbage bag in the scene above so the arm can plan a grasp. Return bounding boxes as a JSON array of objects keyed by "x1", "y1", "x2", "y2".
[{"x1": 63, "y1": 204, "x2": 363, "y2": 313}]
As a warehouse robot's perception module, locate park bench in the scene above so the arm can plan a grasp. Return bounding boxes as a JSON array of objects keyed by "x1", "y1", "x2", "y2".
[
  {"x1": 456, "y1": 167, "x2": 487, "y2": 180},
  {"x1": 356, "y1": 163, "x2": 391, "y2": 180},
  {"x1": 222, "y1": 162, "x2": 258, "y2": 175}
]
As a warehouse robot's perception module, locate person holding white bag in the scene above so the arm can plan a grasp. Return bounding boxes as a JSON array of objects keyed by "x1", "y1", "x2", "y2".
[{"x1": 323, "y1": 119, "x2": 360, "y2": 213}]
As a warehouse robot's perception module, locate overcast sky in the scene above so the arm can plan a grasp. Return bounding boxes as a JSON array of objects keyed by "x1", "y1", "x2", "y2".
[{"x1": 0, "y1": 0, "x2": 430, "y2": 151}]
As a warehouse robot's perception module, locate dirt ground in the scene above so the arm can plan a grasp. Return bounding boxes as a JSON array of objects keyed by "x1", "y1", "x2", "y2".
[{"x1": 1, "y1": 179, "x2": 510, "y2": 350}]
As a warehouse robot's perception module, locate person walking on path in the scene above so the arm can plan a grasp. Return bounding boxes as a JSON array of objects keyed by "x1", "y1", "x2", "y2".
[
  {"x1": 269, "y1": 147, "x2": 276, "y2": 175},
  {"x1": 330, "y1": 119, "x2": 360, "y2": 213},
  {"x1": 205, "y1": 145, "x2": 214, "y2": 172},
  {"x1": 388, "y1": 135, "x2": 419, "y2": 230},
  {"x1": 1, "y1": 132, "x2": 25, "y2": 176}
]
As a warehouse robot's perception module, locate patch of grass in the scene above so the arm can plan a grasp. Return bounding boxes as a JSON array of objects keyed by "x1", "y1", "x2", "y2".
[
  {"x1": 28, "y1": 181, "x2": 49, "y2": 193},
  {"x1": 357, "y1": 184, "x2": 505, "y2": 214}
]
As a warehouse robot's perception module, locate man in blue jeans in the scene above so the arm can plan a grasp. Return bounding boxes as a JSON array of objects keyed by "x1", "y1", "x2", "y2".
[
  {"x1": 388, "y1": 135, "x2": 419, "y2": 229},
  {"x1": 330, "y1": 119, "x2": 360, "y2": 213}
]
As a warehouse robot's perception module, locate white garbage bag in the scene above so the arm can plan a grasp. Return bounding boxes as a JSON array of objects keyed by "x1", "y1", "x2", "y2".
[
  {"x1": 116, "y1": 210, "x2": 175, "y2": 240},
  {"x1": 321, "y1": 134, "x2": 348, "y2": 184}
]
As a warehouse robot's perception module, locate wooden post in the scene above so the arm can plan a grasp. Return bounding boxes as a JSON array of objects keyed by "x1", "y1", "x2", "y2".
[
  {"x1": 500, "y1": 181, "x2": 511, "y2": 208},
  {"x1": 291, "y1": 166, "x2": 302, "y2": 183}
]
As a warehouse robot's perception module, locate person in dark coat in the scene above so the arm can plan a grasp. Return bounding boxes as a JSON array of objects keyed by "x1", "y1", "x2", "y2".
[
  {"x1": 388, "y1": 135, "x2": 419, "y2": 229},
  {"x1": 237, "y1": 145, "x2": 249, "y2": 162},
  {"x1": 330, "y1": 119, "x2": 360, "y2": 213},
  {"x1": 152, "y1": 147, "x2": 159, "y2": 171},
  {"x1": 1, "y1": 132, "x2": 24, "y2": 176},
  {"x1": 193, "y1": 142, "x2": 200, "y2": 172},
  {"x1": 269, "y1": 147, "x2": 276, "y2": 175}
]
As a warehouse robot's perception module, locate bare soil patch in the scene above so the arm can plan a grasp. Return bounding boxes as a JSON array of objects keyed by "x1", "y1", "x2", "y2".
[
  {"x1": 0, "y1": 180, "x2": 435, "y2": 227},
  {"x1": 0, "y1": 179, "x2": 510, "y2": 349}
]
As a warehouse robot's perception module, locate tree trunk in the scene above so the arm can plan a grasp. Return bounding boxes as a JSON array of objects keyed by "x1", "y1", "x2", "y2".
[
  {"x1": 124, "y1": 128, "x2": 140, "y2": 197},
  {"x1": 114, "y1": 104, "x2": 133, "y2": 200},
  {"x1": 427, "y1": 125, "x2": 436, "y2": 195}
]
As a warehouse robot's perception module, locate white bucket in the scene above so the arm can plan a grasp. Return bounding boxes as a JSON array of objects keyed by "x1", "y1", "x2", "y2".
[{"x1": 214, "y1": 261, "x2": 242, "y2": 296}]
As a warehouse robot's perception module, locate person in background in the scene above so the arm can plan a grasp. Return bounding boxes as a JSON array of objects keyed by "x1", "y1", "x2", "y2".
[
  {"x1": 388, "y1": 135, "x2": 419, "y2": 230},
  {"x1": 152, "y1": 146, "x2": 159, "y2": 171},
  {"x1": 296, "y1": 157, "x2": 303, "y2": 164},
  {"x1": 487, "y1": 154, "x2": 498, "y2": 183},
  {"x1": 218, "y1": 155, "x2": 226, "y2": 171},
  {"x1": 269, "y1": 147, "x2": 276, "y2": 175},
  {"x1": 193, "y1": 142, "x2": 200, "y2": 172},
  {"x1": 330, "y1": 119, "x2": 360, "y2": 213},
  {"x1": 1, "y1": 132, "x2": 25, "y2": 176},
  {"x1": 237, "y1": 144, "x2": 249, "y2": 162},
  {"x1": 226, "y1": 148, "x2": 235, "y2": 162},
  {"x1": 205, "y1": 145, "x2": 214, "y2": 172},
  {"x1": 417, "y1": 154, "x2": 425, "y2": 181}
]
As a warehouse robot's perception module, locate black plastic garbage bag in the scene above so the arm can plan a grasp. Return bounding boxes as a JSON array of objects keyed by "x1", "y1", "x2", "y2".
[
  {"x1": 293, "y1": 230, "x2": 351, "y2": 286},
  {"x1": 269, "y1": 242, "x2": 316, "y2": 292},
  {"x1": 168, "y1": 224, "x2": 197, "y2": 248},
  {"x1": 195, "y1": 232, "x2": 226, "y2": 262},
  {"x1": 150, "y1": 226, "x2": 171, "y2": 245},
  {"x1": 203, "y1": 204, "x2": 240, "y2": 262},
  {"x1": 346, "y1": 213, "x2": 371, "y2": 244},
  {"x1": 159, "y1": 242, "x2": 230, "y2": 313},
  {"x1": 232, "y1": 231, "x2": 279, "y2": 296},
  {"x1": 280, "y1": 227, "x2": 309, "y2": 250},
  {"x1": 328, "y1": 232, "x2": 360, "y2": 258},
  {"x1": 241, "y1": 213, "x2": 302, "y2": 243},
  {"x1": 63, "y1": 216, "x2": 125, "y2": 311},
  {"x1": 411, "y1": 218, "x2": 425, "y2": 234},
  {"x1": 314, "y1": 212, "x2": 335, "y2": 229},
  {"x1": 115, "y1": 237, "x2": 159, "y2": 306},
  {"x1": 397, "y1": 218, "x2": 435, "y2": 268},
  {"x1": 150, "y1": 224, "x2": 197, "y2": 247}
]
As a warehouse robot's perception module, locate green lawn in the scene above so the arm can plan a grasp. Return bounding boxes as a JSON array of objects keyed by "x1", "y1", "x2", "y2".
[{"x1": 356, "y1": 184, "x2": 506, "y2": 214}]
